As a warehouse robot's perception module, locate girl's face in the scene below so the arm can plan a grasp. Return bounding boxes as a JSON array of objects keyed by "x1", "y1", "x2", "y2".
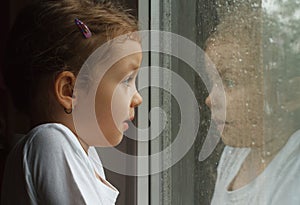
[
  {"x1": 205, "y1": 41, "x2": 264, "y2": 148},
  {"x1": 95, "y1": 52, "x2": 143, "y2": 146}
]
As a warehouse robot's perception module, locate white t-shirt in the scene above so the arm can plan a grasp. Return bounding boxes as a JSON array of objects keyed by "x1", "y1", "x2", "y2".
[
  {"x1": 211, "y1": 130, "x2": 300, "y2": 205},
  {"x1": 1, "y1": 123, "x2": 119, "y2": 205}
]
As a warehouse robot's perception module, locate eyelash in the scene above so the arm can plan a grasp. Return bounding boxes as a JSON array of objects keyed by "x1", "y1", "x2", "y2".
[{"x1": 123, "y1": 76, "x2": 134, "y2": 86}]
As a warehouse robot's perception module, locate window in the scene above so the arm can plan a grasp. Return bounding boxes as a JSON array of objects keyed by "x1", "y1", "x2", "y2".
[{"x1": 136, "y1": 0, "x2": 300, "y2": 204}]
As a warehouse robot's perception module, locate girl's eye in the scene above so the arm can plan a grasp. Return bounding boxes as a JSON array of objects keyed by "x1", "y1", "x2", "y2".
[
  {"x1": 123, "y1": 76, "x2": 134, "y2": 86},
  {"x1": 224, "y1": 78, "x2": 236, "y2": 88}
]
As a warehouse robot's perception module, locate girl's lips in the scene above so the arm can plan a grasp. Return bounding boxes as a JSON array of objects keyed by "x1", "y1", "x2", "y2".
[
  {"x1": 213, "y1": 118, "x2": 232, "y2": 125},
  {"x1": 213, "y1": 119, "x2": 232, "y2": 133}
]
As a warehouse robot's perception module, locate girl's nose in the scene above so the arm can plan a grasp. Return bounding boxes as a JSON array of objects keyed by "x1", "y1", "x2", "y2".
[
  {"x1": 131, "y1": 92, "x2": 143, "y2": 108},
  {"x1": 205, "y1": 95, "x2": 212, "y2": 108}
]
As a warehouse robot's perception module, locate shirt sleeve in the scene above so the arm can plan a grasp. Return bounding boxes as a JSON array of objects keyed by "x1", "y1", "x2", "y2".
[
  {"x1": 25, "y1": 127, "x2": 87, "y2": 205},
  {"x1": 272, "y1": 151, "x2": 300, "y2": 205}
]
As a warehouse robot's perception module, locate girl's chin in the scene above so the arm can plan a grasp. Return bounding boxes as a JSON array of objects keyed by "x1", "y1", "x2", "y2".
[
  {"x1": 222, "y1": 136, "x2": 263, "y2": 148},
  {"x1": 123, "y1": 122, "x2": 129, "y2": 131},
  {"x1": 106, "y1": 135, "x2": 124, "y2": 147}
]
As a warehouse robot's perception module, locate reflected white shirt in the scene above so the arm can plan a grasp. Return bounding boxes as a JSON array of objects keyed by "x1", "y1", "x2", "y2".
[{"x1": 211, "y1": 130, "x2": 300, "y2": 205}]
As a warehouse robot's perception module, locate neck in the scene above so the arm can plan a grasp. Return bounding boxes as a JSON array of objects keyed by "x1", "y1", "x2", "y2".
[
  {"x1": 31, "y1": 111, "x2": 90, "y2": 155},
  {"x1": 75, "y1": 134, "x2": 90, "y2": 154},
  {"x1": 229, "y1": 125, "x2": 296, "y2": 190},
  {"x1": 61, "y1": 118, "x2": 90, "y2": 155},
  {"x1": 252, "y1": 126, "x2": 295, "y2": 166}
]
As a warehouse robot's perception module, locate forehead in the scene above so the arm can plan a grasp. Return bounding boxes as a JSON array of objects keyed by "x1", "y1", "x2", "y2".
[
  {"x1": 103, "y1": 52, "x2": 142, "y2": 81},
  {"x1": 94, "y1": 39, "x2": 142, "y2": 69},
  {"x1": 112, "y1": 52, "x2": 142, "y2": 70},
  {"x1": 205, "y1": 40, "x2": 262, "y2": 79}
]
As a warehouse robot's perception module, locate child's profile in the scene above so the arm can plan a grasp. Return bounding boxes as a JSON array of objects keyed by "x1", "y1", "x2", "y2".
[{"x1": 1, "y1": 0, "x2": 142, "y2": 204}]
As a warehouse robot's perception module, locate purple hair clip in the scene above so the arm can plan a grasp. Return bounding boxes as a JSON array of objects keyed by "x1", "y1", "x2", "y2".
[{"x1": 75, "y1": 18, "x2": 92, "y2": 39}]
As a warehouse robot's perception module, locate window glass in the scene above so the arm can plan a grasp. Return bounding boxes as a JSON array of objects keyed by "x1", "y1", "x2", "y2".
[{"x1": 150, "y1": 0, "x2": 300, "y2": 204}]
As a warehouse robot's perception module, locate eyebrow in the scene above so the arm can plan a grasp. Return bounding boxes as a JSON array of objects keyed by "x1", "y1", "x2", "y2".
[{"x1": 127, "y1": 61, "x2": 141, "y2": 70}]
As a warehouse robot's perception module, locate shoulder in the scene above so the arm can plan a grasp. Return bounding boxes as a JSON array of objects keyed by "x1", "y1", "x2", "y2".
[
  {"x1": 26, "y1": 123, "x2": 76, "y2": 148},
  {"x1": 271, "y1": 164, "x2": 300, "y2": 204},
  {"x1": 267, "y1": 130, "x2": 300, "y2": 204},
  {"x1": 275, "y1": 130, "x2": 300, "y2": 174},
  {"x1": 24, "y1": 123, "x2": 81, "y2": 160}
]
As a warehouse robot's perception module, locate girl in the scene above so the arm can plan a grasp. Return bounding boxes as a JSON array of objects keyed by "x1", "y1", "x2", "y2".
[
  {"x1": 205, "y1": 9, "x2": 300, "y2": 205},
  {"x1": 1, "y1": 0, "x2": 142, "y2": 204}
]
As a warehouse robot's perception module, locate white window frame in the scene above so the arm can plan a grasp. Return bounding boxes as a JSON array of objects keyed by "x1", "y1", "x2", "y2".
[{"x1": 137, "y1": 0, "x2": 162, "y2": 204}]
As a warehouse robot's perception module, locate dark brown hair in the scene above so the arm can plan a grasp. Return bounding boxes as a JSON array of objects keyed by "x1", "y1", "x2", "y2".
[{"x1": 4, "y1": 0, "x2": 138, "y2": 115}]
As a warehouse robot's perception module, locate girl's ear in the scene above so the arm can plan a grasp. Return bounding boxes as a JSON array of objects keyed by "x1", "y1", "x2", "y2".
[{"x1": 54, "y1": 71, "x2": 76, "y2": 111}]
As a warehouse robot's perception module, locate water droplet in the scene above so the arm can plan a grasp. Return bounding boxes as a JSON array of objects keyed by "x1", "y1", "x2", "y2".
[
  {"x1": 265, "y1": 103, "x2": 272, "y2": 115},
  {"x1": 252, "y1": 2, "x2": 259, "y2": 7}
]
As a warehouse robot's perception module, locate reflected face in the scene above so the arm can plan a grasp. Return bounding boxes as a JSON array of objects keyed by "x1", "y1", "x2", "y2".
[
  {"x1": 95, "y1": 52, "x2": 143, "y2": 146},
  {"x1": 205, "y1": 41, "x2": 264, "y2": 147}
]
